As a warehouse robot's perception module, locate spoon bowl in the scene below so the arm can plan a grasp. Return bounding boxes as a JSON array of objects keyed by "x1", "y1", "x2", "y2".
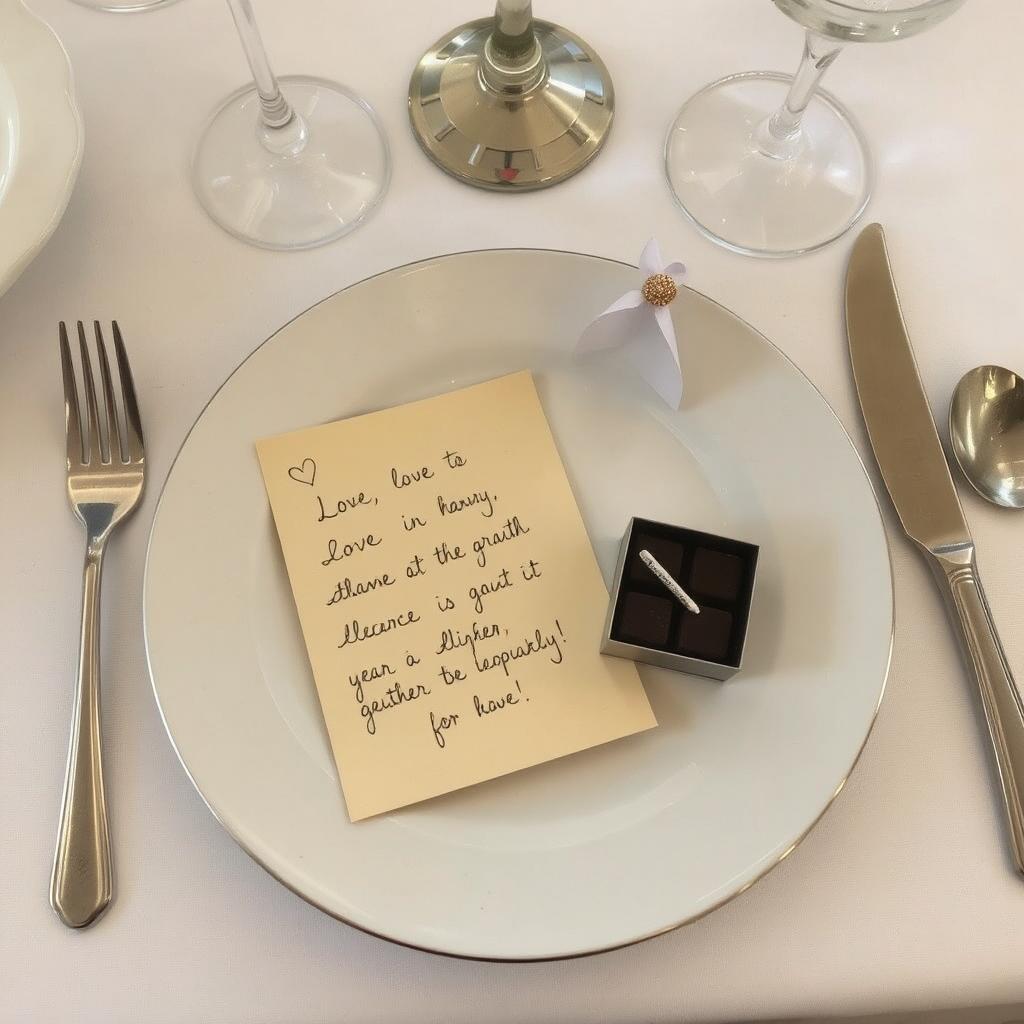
[{"x1": 949, "y1": 364, "x2": 1024, "y2": 509}]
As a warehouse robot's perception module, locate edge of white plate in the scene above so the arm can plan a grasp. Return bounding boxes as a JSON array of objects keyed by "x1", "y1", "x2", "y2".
[
  {"x1": 143, "y1": 248, "x2": 895, "y2": 961},
  {"x1": 0, "y1": 0, "x2": 84, "y2": 299}
]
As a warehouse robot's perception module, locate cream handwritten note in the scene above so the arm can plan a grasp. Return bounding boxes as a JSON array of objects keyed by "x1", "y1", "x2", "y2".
[{"x1": 257, "y1": 372, "x2": 656, "y2": 820}]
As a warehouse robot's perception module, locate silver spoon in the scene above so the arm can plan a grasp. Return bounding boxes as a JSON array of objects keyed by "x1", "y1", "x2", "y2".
[{"x1": 949, "y1": 365, "x2": 1024, "y2": 509}]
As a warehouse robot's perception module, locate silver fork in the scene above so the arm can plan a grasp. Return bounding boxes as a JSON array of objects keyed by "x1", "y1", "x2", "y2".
[{"x1": 52, "y1": 321, "x2": 145, "y2": 929}]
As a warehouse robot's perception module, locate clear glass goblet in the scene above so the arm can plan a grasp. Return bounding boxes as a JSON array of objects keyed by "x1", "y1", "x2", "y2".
[
  {"x1": 193, "y1": 0, "x2": 390, "y2": 250},
  {"x1": 665, "y1": 0, "x2": 966, "y2": 258}
]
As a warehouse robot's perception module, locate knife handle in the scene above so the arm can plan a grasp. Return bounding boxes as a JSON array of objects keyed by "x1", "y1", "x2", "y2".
[{"x1": 930, "y1": 546, "x2": 1024, "y2": 874}]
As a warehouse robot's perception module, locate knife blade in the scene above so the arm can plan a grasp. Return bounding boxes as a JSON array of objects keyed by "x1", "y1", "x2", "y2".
[
  {"x1": 846, "y1": 222, "x2": 970, "y2": 555},
  {"x1": 846, "y1": 222, "x2": 1024, "y2": 876}
]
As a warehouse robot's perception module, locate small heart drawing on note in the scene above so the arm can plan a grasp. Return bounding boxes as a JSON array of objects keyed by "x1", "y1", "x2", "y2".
[{"x1": 288, "y1": 458, "x2": 316, "y2": 486}]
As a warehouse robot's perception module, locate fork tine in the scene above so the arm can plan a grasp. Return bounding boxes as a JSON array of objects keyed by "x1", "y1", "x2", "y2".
[
  {"x1": 93, "y1": 322, "x2": 122, "y2": 464},
  {"x1": 77, "y1": 321, "x2": 104, "y2": 464},
  {"x1": 111, "y1": 322, "x2": 144, "y2": 463},
  {"x1": 59, "y1": 322, "x2": 84, "y2": 467}
]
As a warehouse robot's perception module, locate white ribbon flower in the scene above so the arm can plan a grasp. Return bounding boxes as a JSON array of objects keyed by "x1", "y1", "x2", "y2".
[{"x1": 575, "y1": 238, "x2": 686, "y2": 409}]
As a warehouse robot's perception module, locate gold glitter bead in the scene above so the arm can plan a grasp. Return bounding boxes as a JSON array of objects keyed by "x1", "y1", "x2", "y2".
[{"x1": 641, "y1": 273, "x2": 677, "y2": 307}]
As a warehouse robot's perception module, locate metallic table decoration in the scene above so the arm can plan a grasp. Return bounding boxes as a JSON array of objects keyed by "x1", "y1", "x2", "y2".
[{"x1": 408, "y1": 0, "x2": 614, "y2": 191}]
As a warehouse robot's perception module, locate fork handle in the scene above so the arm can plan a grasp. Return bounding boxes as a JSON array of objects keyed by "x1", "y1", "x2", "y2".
[
  {"x1": 51, "y1": 543, "x2": 112, "y2": 927},
  {"x1": 929, "y1": 546, "x2": 1024, "y2": 875}
]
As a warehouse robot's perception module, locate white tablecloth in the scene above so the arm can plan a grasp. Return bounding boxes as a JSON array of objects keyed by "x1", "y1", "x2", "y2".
[{"x1": 5, "y1": 0, "x2": 1024, "y2": 1020}]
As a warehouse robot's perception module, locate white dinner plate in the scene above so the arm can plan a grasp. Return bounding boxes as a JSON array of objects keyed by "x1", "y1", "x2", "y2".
[
  {"x1": 145, "y1": 250, "x2": 892, "y2": 960},
  {"x1": 0, "y1": 0, "x2": 83, "y2": 300}
]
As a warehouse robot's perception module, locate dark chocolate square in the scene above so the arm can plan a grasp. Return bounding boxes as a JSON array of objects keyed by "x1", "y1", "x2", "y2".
[
  {"x1": 629, "y1": 533, "x2": 685, "y2": 584},
  {"x1": 618, "y1": 592, "x2": 673, "y2": 648},
  {"x1": 690, "y1": 548, "x2": 744, "y2": 601},
  {"x1": 677, "y1": 606, "x2": 733, "y2": 662}
]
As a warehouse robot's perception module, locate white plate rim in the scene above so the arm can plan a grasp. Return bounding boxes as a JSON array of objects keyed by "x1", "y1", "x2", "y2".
[
  {"x1": 144, "y1": 247, "x2": 894, "y2": 961},
  {"x1": 0, "y1": 0, "x2": 84, "y2": 299}
]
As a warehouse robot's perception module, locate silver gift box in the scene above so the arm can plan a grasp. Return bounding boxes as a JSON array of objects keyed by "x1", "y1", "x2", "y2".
[{"x1": 600, "y1": 517, "x2": 759, "y2": 682}]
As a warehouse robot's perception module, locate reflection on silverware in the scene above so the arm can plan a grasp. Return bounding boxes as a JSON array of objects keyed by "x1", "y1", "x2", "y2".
[
  {"x1": 51, "y1": 321, "x2": 145, "y2": 928},
  {"x1": 846, "y1": 223, "x2": 1024, "y2": 875},
  {"x1": 950, "y1": 364, "x2": 1024, "y2": 510}
]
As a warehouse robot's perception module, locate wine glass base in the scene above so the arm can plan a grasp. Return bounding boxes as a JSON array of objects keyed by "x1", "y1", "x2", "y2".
[
  {"x1": 69, "y1": 0, "x2": 179, "y2": 10},
  {"x1": 408, "y1": 17, "x2": 614, "y2": 192},
  {"x1": 665, "y1": 72, "x2": 872, "y2": 258},
  {"x1": 193, "y1": 75, "x2": 390, "y2": 251}
]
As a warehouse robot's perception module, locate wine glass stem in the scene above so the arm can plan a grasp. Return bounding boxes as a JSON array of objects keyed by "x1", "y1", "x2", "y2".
[
  {"x1": 226, "y1": 0, "x2": 294, "y2": 131},
  {"x1": 759, "y1": 31, "x2": 844, "y2": 159}
]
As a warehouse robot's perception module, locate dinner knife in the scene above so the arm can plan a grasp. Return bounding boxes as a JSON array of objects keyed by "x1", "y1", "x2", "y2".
[{"x1": 846, "y1": 222, "x2": 1024, "y2": 874}]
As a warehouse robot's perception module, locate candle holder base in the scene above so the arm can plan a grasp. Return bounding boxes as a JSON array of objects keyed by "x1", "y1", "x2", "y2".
[{"x1": 408, "y1": 17, "x2": 613, "y2": 191}]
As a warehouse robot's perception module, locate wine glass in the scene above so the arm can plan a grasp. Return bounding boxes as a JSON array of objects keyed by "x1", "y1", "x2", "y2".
[
  {"x1": 665, "y1": 0, "x2": 966, "y2": 258},
  {"x1": 193, "y1": 0, "x2": 389, "y2": 250}
]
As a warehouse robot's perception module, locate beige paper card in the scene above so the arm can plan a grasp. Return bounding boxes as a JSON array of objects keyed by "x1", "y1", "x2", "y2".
[{"x1": 256, "y1": 372, "x2": 656, "y2": 820}]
